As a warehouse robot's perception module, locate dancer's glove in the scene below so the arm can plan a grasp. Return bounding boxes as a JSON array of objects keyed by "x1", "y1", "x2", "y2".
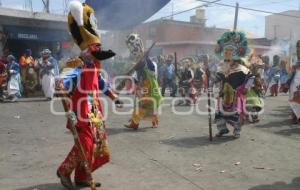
[{"x1": 66, "y1": 111, "x2": 77, "y2": 124}]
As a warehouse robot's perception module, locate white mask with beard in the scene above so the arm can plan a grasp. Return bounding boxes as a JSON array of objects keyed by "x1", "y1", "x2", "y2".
[{"x1": 126, "y1": 33, "x2": 144, "y2": 62}]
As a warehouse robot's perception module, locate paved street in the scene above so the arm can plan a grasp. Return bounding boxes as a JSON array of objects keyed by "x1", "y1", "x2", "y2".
[{"x1": 0, "y1": 94, "x2": 300, "y2": 190}]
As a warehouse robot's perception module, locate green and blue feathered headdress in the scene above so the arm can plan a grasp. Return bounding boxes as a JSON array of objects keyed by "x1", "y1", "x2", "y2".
[{"x1": 214, "y1": 31, "x2": 249, "y2": 60}]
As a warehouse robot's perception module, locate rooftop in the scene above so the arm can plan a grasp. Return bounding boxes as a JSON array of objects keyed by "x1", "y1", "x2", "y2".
[{"x1": 0, "y1": 7, "x2": 67, "y2": 30}]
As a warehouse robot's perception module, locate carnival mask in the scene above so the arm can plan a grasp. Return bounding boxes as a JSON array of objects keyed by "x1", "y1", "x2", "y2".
[{"x1": 126, "y1": 33, "x2": 144, "y2": 62}]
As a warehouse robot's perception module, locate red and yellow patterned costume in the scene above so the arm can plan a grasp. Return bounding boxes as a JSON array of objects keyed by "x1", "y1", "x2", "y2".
[
  {"x1": 56, "y1": 1, "x2": 115, "y2": 189},
  {"x1": 58, "y1": 62, "x2": 110, "y2": 182}
]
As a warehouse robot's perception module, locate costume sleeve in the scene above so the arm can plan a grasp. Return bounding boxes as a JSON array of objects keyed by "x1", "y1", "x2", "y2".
[
  {"x1": 189, "y1": 69, "x2": 194, "y2": 79},
  {"x1": 245, "y1": 75, "x2": 255, "y2": 90},
  {"x1": 286, "y1": 72, "x2": 296, "y2": 86},
  {"x1": 59, "y1": 67, "x2": 81, "y2": 93},
  {"x1": 98, "y1": 74, "x2": 117, "y2": 100},
  {"x1": 10, "y1": 63, "x2": 20, "y2": 74},
  {"x1": 145, "y1": 57, "x2": 156, "y2": 73},
  {"x1": 19, "y1": 56, "x2": 25, "y2": 66}
]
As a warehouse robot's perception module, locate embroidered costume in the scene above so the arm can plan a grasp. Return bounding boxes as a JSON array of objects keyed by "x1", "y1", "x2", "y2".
[
  {"x1": 55, "y1": 1, "x2": 115, "y2": 190},
  {"x1": 213, "y1": 31, "x2": 251, "y2": 138},
  {"x1": 124, "y1": 33, "x2": 162, "y2": 129},
  {"x1": 245, "y1": 54, "x2": 264, "y2": 123},
  {"x1": 285, "y1": 41, "x2": 300, "y2": 123}
]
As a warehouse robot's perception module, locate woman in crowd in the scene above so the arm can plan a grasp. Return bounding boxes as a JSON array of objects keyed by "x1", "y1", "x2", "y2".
[
  {"x1": 39, "y1": 49, "x2": 59, "y2": 100},
  {"x1": 6, "y1": 55, "x2": 22, "y2": 102}
]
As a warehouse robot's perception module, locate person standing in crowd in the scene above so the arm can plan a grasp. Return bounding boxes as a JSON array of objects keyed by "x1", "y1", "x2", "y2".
[
  {"x1": 269, "y1": 55, "x2": 281, "y2": 96},
  {"x1": 19, "y1": 49, "x2": 34, "y2": 83},
  {"x1": 161, "y1": 55, "x2": 177, "y2": 97},
  {"x1": 40, "y1": 49, "x2": 59, "y2": 100},
  {"x1": 124, "y1": 33, "x2": 162, "y2": 129},
  {"x1": 262, "y1": 56, "x2": 271, "y2": 94},
  {"x1": 178, "y1": 58, "x2": 196, "y2": 106},
  {"x1": 0, "y1": 59, "x2": 7, "y2": 101},
  {"x1": 157, "y1": 55, "x2": 165, "y2": 86},
  {"x1": 194, "y1": 61, "x2": 204, "y2": 96},
  {"x1": 1, "y1": 48, "x2": 9, "y2": 65},
  {"x1": 279, "y1": 59, "x2": 289, "y2": 93},
  {"x1": 6, "y1": 55, "x2": 22, "y2": 102}
]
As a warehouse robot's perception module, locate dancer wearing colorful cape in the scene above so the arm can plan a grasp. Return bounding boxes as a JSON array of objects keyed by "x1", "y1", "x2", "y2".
[
  {"x1": 124, "y1": 34, "x2": 163, "y2": 129},
  {"x1": 55, "y1": 1, "x2": 117, "y2": 190},
  {"x1": 283, "y1": 41, "x2": 300, "y2": 124},
  {"x1": 213, "y1": 31, "x2": 254, "y2": 138},
  {"x1": 245, "y1": 54, "x2": 264, "y2": 123}
]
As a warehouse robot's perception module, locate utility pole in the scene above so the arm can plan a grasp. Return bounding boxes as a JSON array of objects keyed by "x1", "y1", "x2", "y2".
[
  {"x1": 273, "y1": 25, "x2": 278, "y2": 40},
  {"x1": 42, "y1": 0, "x2": 50, "y2": 13},
  {"x1": 63, "y1": 0, "x2": 70, "y2": 15},
  {"x1": 233, "y1": 2, "x2": 239, "y2": 31},
  {"x1": 171, "y1": 2, "x2": 174, "y2": 20}
]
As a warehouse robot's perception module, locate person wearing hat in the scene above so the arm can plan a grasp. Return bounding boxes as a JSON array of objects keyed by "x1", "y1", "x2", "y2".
[
  {"x1": 39, "y1": 49, "x2": 59, "y2": 100},
  {"x1": 56, "y1": 1, "x2": 116, "y2": 189},
  {"x1": 6, "y1": 55, "x2": 21, "y2": 102},
  {"x1": 213, "y1": 31, "x2": 252, "y2": 138}
]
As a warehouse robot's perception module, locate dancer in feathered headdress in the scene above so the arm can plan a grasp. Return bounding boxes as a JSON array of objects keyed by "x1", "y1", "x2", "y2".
[{"x1": 213, "y1": 31, "x2": 263, "y2": 138}]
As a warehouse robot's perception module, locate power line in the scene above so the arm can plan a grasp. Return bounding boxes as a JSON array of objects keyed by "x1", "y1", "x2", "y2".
[
  {"x1": 198, "y1": 0, "x2": 300, "y2": 19},
  {"x1": 160, "y1": 0, "x2": 222, "y2": 19},
  {"x1": 244, "y1": 0, "x2": 296, "y2": 7}
]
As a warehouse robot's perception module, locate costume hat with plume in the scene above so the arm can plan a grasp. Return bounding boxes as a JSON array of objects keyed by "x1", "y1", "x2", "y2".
[{"x1": 68, "y1": 0, "x2": 115, "y2": 60}]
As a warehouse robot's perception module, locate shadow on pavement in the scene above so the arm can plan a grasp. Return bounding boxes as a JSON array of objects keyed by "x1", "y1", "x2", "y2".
[
  {"x1": 161, "y1": 135, "x2": 237, "y2": 148},
  {"x1": 248, "y1": 177, "x2": 300, "y2": 190},
  {"x1": 107, "y1": 126, "x2": 152, "y2": 136},
  {"x1": 268, "y1": 106, "x2": 291, "y2": 118},
  {"x1": 275, "y1": 128, "x2": 300, "y2": 137},
  {"x1": 14, "y1": 183, "x2": 64, "y2": 190},
  {"x1": 1, "y1": 98, "x2": 48, "y2": 103},
  {"x1": 255, "y1": 119, "x2": 293, "y2": 129}
]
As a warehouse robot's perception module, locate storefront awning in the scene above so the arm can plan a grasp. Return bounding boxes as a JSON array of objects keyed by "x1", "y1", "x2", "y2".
[{"x1": 4, "y1": 26, "x2": 70, "y2": 42}]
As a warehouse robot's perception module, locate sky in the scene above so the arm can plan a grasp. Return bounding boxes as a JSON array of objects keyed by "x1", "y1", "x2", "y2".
[{"x1": 0, "y1": 0, "x2": 299, "y2": 37}]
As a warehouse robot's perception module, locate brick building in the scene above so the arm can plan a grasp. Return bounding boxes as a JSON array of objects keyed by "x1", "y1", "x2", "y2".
[{"x1": 103, "y1": 9, "x2": 275, "y2": 60}]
